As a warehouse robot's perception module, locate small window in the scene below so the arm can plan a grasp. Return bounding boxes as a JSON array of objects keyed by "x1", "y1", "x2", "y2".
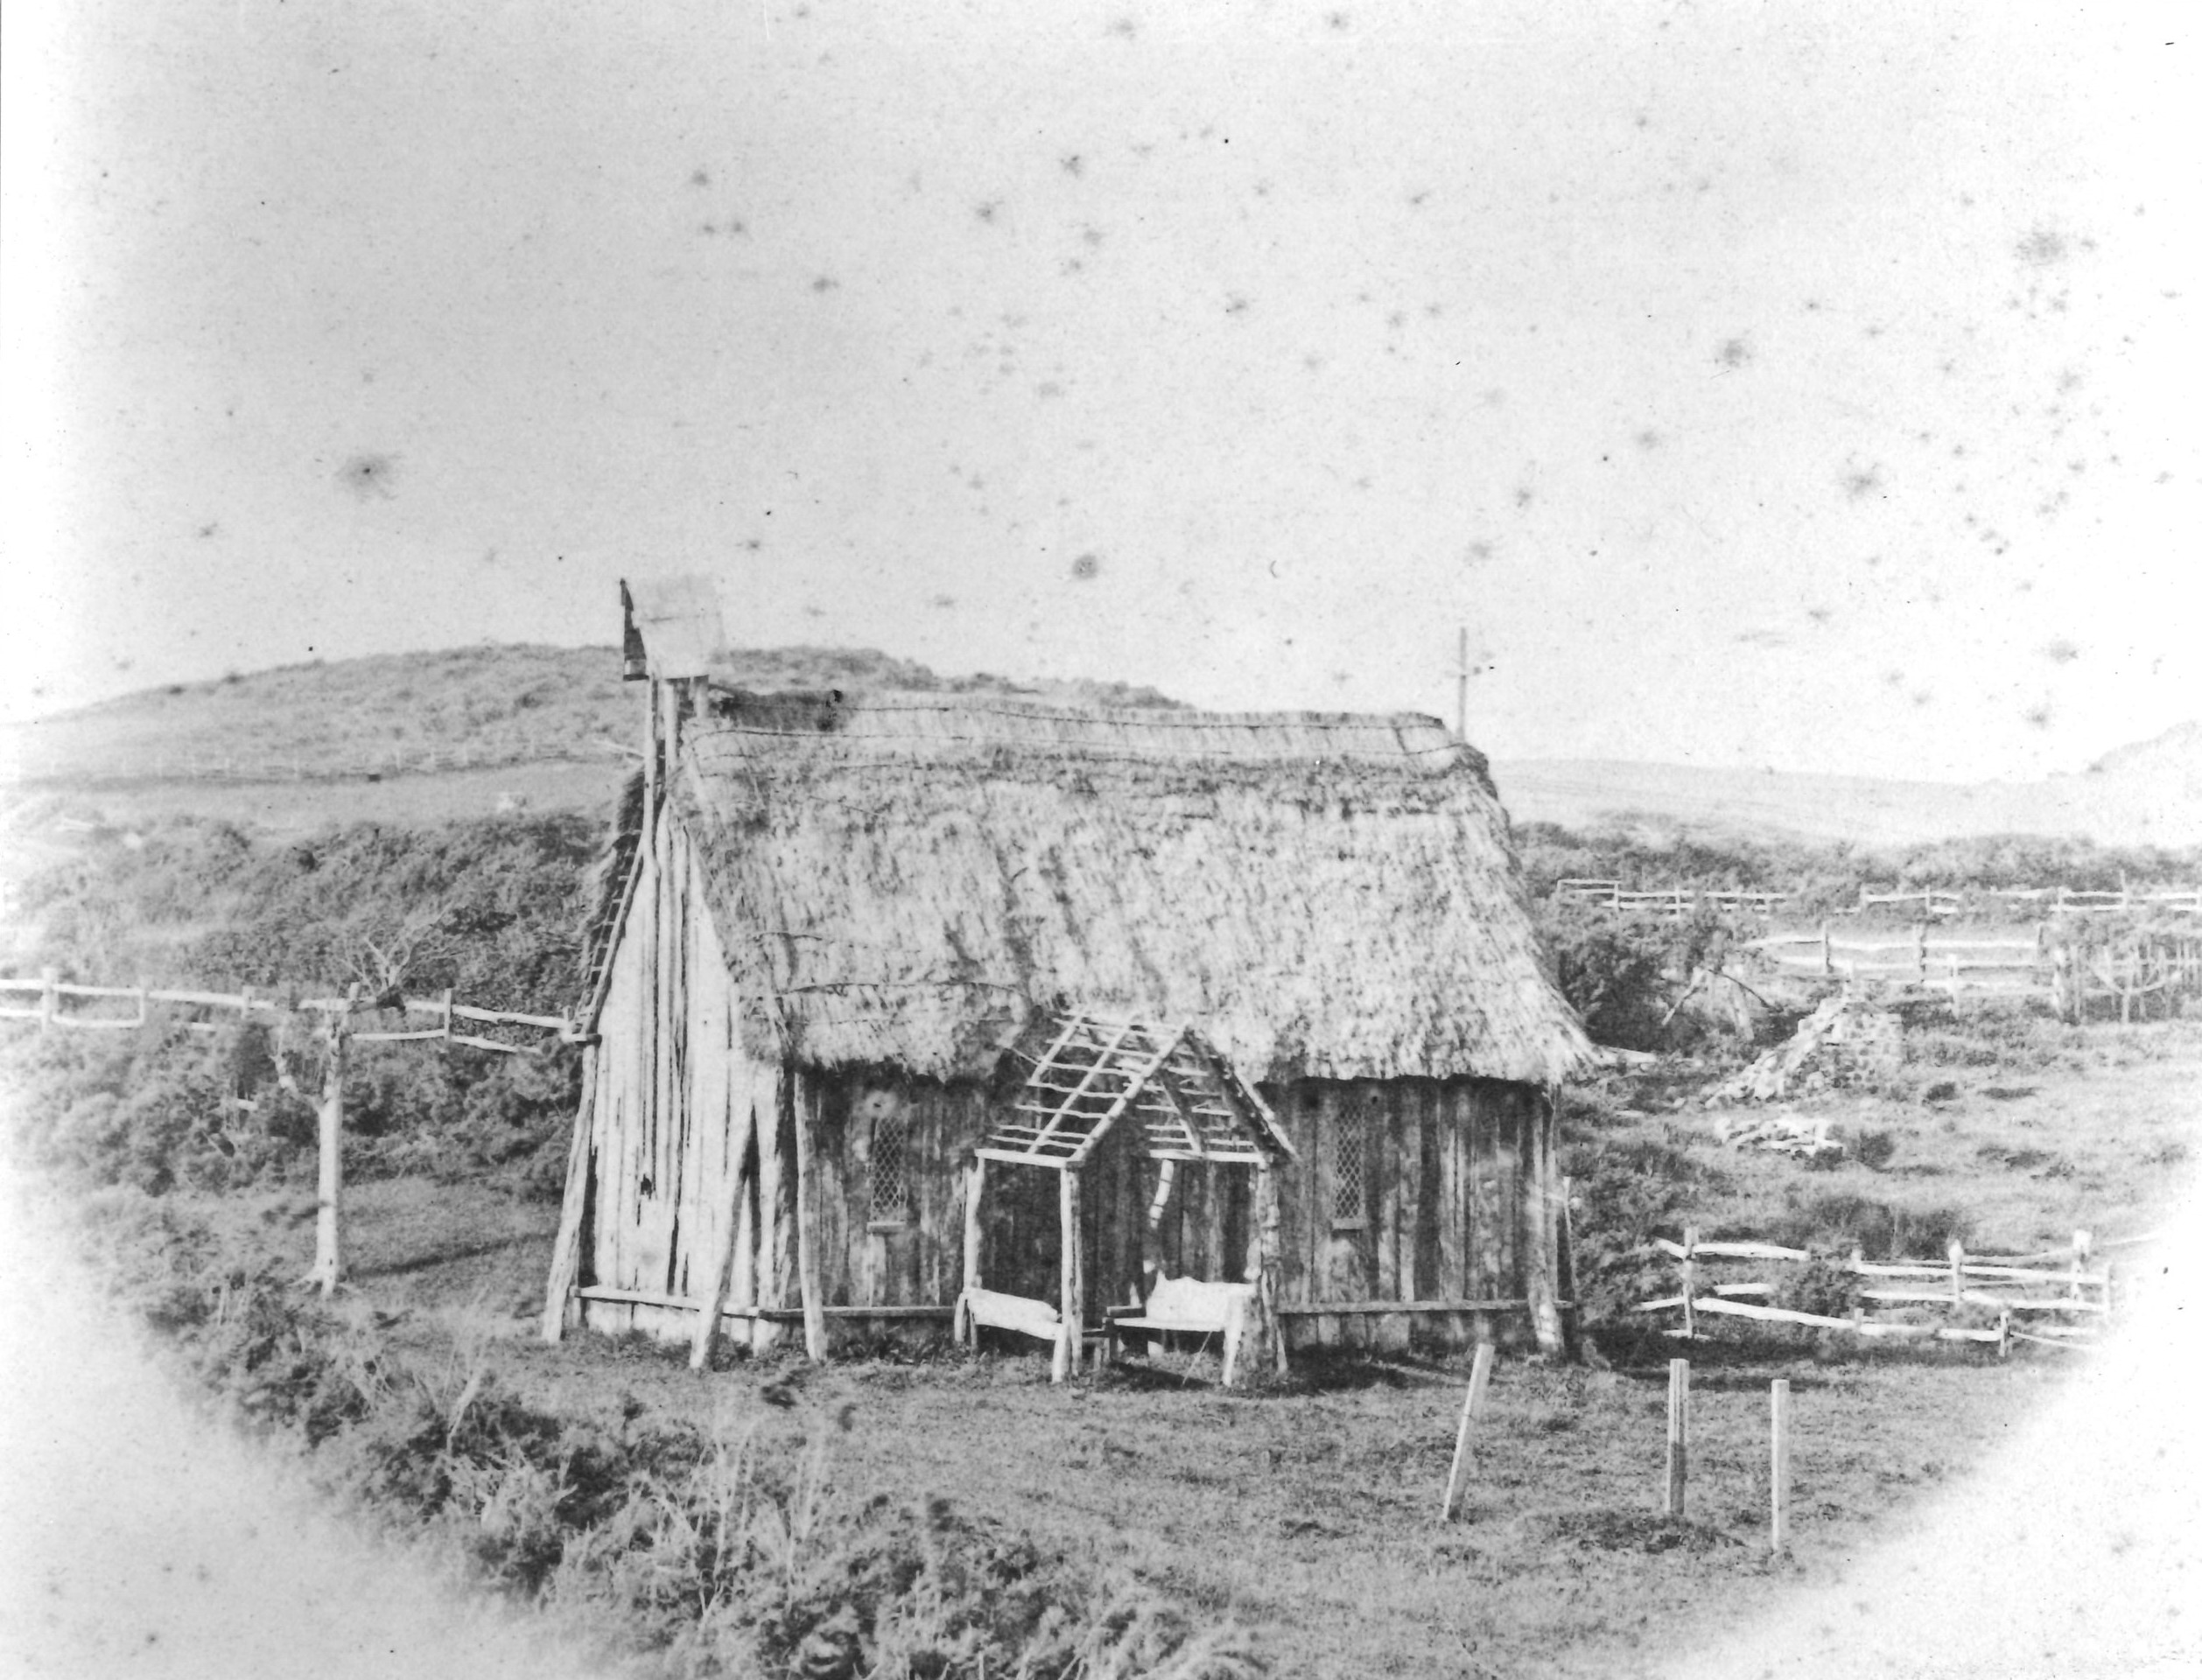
[
  {"x1": 1332, "y1": 1107, "x2": 1367, "y2": 1228},
  {"x1": 868, "y1": 1097, "x2": 909, "y2": 1228}
]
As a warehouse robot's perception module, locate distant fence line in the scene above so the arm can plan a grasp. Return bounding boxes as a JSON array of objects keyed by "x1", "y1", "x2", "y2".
[
  {"x1": 1750, "y1": 925, "x2": 2202, "y2": 1020},
  {"x1": 1551, "y1": 880, "x2": 1794, "y2": 914},
  {"x1": 0, "y1": 741, "x2": 629, "y2": 790},
  {"x1": 1551, "y1": 878, "x2": 2202, "y2": 920}
]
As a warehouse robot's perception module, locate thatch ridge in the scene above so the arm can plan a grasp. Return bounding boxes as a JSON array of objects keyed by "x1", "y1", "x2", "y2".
[{"x1": 662, "y1": 685, "x2": 1588, "y2": 1087}]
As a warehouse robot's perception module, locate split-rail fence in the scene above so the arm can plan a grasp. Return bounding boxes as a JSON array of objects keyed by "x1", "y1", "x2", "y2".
[
  {"x1": 0, "y1": 971, "x2": 579, "y2": 1296},
  {"x1": 1633, "y1": 1228, "x2": 2114, "y2": 1354}
]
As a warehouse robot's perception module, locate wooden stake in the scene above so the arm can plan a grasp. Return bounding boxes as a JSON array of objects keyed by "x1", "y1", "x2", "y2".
[
  {"x1": 1948, "y1": 1239, "x2": 1966, "y2": 1309},
  {"x1": 1770, "y1": 1378, "x2": 1791, "y2": 1550},
  {"x1": 1440, "y1": 1341, "x2": 1496, "y2": 1522},
  {"x1": 1665, "y1": 1357, "x2": 1690, "y2": 1518}
]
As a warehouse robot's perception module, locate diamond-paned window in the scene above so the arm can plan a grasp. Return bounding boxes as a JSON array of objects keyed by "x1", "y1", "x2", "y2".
[
  {"x1": 868, "y1": 1097, "x2": 908, "y2": 1226},
  {"x1": 1333, "y1": 1110, "x2": 1366, "y2": 1226}
]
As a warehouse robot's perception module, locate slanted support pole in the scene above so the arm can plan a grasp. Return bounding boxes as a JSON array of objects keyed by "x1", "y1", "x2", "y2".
[
  {"x1": 541, "y1": 1044, "x2": 600, "y2": 1342},
  {"x1": 793, "y1": 1072, "x2": 829, "y2": 1363},
  {"x1": 688, "y1": 1062, "x2": 763, "y2": 1371},
  {"x1": 1440, "y1": 1341, "x2": 1496, "y2": 1522},
  {"x1": 1054, "y1": 1167, "x2": 1083, "y2": 1383}
]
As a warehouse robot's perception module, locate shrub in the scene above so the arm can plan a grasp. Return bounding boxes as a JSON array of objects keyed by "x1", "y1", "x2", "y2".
[{"x1": 1762, "y1": 1191, "x2": 1972, "y2": 1261}]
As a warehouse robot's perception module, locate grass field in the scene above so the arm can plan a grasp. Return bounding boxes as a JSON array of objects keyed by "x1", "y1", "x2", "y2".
[{"x1": 131, "y1": 1016, "x2": 2200, "y2": 1679}]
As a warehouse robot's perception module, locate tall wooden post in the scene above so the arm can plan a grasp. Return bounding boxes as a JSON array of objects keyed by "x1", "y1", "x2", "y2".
[
  {"x1": 1455, "y1": 626, "x2": 1469, "y2": 739},
  {"x1": 792, "y1": 1072, "x2": 828, "y2": 1363},
  {"x1": 1770, "y1": 1379, "x2": 1792, "y2": 1550},
  {"x1": 959, "y1": 1156, "x2": 986, "y2": 1344},
  {"x1": 1054, "y1": 1167, "x2": 1083, "y2": 1383},
  {"x1": 1664, "y1": 1357, "x2": 1690, "y2": 1517},
  {"x1": 312, "y1": 988, "x2": 359, "y2": 1298}
]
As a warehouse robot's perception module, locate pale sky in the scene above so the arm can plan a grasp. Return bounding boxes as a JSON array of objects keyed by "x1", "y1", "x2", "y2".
[{"x1": 4, "y1": 0, "x2": 2194, "y2": 781}]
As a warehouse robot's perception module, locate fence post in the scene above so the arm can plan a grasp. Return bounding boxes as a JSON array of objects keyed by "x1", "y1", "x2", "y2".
[
  {"x1": 1665, "y1": 1358, "x2": 1690, "y2": 1518},
  {"x1": 1916, "y1": 923, "x2": 1929, "y2": 984},
  {"x1": 1680, "y1": 1226, "x2": 1699, "y2": 1341},
  {"x1": 1947, "y1": 1239, "x2": 1965, "y2": 1309},
  {"x1": 39, "y1": 967, "x2": 58, "y2": 1031},
  {"x1": 1820, "y1": 922, "x2": 1833, "y2": 977},
  {"x1": 1440, "y1": 1341, "x2": 1497, "y2": 1522},
  {"x1": 311, "y1": 987, "x2": 360, "y2": 1297},
  {"x1": 1769, "y1": 1379, "x2": 1791, "y2": 1550},
  {"x1": 2071, "y1": 1229, "x2": 2091, "y2": 1305}
]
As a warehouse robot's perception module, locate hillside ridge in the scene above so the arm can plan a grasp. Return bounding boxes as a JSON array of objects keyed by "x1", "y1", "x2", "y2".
[{"x1": 2, "y1": 644, "x2": 2195, "y2": 847}]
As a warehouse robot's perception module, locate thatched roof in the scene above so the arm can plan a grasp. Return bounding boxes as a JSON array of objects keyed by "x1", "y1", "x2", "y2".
[{"x1": 662, "y1": 685, "x2": 1591, "y2": 1087}]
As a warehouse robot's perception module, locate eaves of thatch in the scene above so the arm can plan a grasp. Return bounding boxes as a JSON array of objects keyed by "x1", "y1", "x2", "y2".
[{"x1": 663, "y1": 685, "x2": 1592, "y2": 1088}]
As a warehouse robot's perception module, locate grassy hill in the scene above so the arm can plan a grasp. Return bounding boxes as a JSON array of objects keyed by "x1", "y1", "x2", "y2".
[{"x1": 2, "y1": 642, "x2": 2194, "y2": 850}]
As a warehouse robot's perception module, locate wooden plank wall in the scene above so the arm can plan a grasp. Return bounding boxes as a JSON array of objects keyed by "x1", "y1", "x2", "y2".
[
  {"x1": 579, "y1": 828, "x2": 768, "y2": 1329},
  {"x1": 1266, "y1": 1076, "x2": 1554, "y2": 1352},
  {"x1": 803, "y1": 1074, "x2": 989, "y2": 1311}
]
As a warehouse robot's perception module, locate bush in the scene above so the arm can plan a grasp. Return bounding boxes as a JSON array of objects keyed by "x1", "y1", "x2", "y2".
[
  {"x1": 55, "y1": 1189, "x2": 1263, "y2": 1680},
  {"x1": 1562, "y1": 1134, "x2": 1729, "y2": 1325},
  {"x1": 1536, "y1": 903, "x2": 1738, "y2": 1052},
  {"x1": 1761, "y1": 1191, "x2": 1972, "y2": 1262}
]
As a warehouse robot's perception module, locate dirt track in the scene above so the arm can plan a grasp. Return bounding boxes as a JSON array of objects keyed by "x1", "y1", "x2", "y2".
[{"x1": 0, "y1": 1172, "x2": 607, "y2": 1680}]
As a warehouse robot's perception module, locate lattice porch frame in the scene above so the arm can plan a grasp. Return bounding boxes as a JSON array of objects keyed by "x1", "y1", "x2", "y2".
[{"x1": 977, "y1": 1012, "x2": 1296, "y2": 1172}]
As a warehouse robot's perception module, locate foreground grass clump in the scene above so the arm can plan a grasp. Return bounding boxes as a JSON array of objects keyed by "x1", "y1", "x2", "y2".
[{"x1": 74, "y1": 1190, "x2": 1259, "y2": 1680}]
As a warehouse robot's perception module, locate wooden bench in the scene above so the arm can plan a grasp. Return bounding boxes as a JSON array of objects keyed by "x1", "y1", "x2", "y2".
[
  {"x1": 1106, "y1": 1273, "x2": 1256, "y2": 1386},
  {"x1": 955, "y1": 1285, "x2": 1063, "y2": 1348}
]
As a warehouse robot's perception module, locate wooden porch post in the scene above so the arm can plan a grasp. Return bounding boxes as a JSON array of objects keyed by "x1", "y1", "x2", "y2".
[
  {"x1": 540, "y1": 1044, "x2": 600, "y2": 1342},
  {"x1": 958, "y1": 1155, "x2": 986, "y2": 1344},
  {"x1": 1054, "y1": 1166, "x2": 1083, "y2": 1382},
  {"x1": 1236, "y1": 1161, "x2": 1287, "y2": 1382}
]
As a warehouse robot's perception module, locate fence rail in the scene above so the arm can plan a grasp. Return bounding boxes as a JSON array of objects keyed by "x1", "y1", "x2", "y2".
[
  {"x1": 1634, "y1": 1228, "x2": 2113, "y2": 1352},
  {"x1": 1745, "y1": 923, "x2": 2202, "y2": 1018},
  {"x1": 0, "y1": 973, "x2": 582, "y2": 1049},
  {"x1": 1552, "y1": 879, "x2": 1793, "y2": 915},
  {"x1": 1550, "y1": 880, "x2": 2202, "y2": 921}
]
